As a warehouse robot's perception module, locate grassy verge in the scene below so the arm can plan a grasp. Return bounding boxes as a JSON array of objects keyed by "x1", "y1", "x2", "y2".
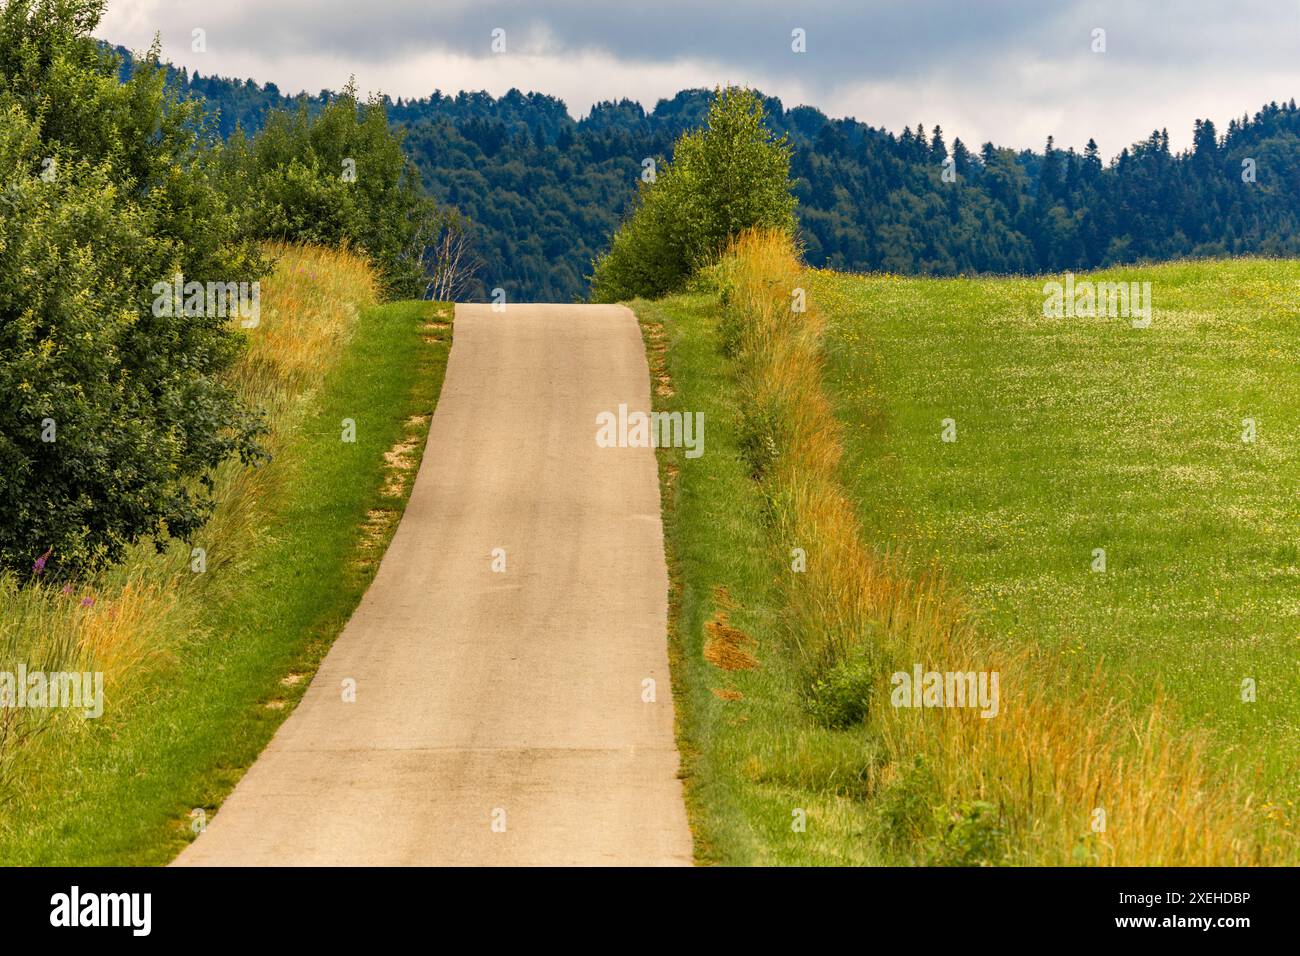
[
  {"x1": 636, "y1": 231, "x2": 1297, "y2": 865},
  {"x1": 634, "y1": 290, "x2": 881, "y2": 866},
  {"x1": 0, "y1": 245, "x2": 453, "y2": 864}
]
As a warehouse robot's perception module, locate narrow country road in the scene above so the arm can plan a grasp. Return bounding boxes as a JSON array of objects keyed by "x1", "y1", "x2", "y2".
[{"x1": 175, "y1": 303, "x2": 692, "y2": 866}]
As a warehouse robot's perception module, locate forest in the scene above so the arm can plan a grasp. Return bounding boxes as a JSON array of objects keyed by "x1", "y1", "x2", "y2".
[{"x1": 131, "y1": 47, "x2": 1300, "y2": 302}]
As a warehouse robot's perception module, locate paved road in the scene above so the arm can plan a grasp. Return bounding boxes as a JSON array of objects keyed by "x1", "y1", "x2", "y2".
[{"x1": 175, "y1": 303, "x2": 692, "y2": 866}]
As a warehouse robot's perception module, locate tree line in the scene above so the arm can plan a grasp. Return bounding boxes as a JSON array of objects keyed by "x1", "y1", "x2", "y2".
[{"x1": 158, "y1": 52, "x2": 1300, "y2": 301}]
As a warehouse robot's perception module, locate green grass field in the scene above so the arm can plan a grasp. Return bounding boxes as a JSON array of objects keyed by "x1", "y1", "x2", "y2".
[
  {"x1": 812, "y1": 261, "x2": 1300, "y2": 792},
  {"x1": 638, "y1": 254, "x2": 1300, "y2": 865},
  {"x1": 0, "y1": 248, "x2": 452, "y2": 864}
]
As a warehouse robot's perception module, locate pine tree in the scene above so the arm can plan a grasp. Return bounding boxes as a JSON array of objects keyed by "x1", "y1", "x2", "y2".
[
  {"x1": 1039, "y1": 136, "x2": 1060, "y2": 199},
  {"x1": 930, "y1": 124, "x2": 947, "y2": 163},
  {"x1": 1083, "y1": 138, "x2": 1102, "y2": 179}
]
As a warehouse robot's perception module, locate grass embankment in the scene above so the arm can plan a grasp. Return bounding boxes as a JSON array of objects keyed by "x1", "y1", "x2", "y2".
[
  {"x1": 637, "y1": 230, "x2": 1297, "y2": 865},
  {"x1": 0, "y1": 244, "x2": 454, "y2": 864}
]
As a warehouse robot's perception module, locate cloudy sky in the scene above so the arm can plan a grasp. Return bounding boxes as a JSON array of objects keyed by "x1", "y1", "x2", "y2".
[{"x1": 97, "y1": 0, "x2": 1300, "y2": 156}]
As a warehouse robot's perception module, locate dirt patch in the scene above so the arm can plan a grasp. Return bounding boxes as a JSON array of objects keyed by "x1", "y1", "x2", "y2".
[
  {"x1": 360, "y1": 508, "x2": 393, "y2": 545},
  {"x1": 711, "y1": 688, "x2": 744, "y2": 701},
  {"x1": 642, "y1": 319, "x2": 674, "y2": 398},
  {"x1": 381, "y1": 438, "x2": 419, "y2": 497},
  {"x1": 351, "y1": 410, "x2": 431, "y2": 575},
  {"x1": 421, "y1": 314, "x2": 452, "y2": 344},
  {"x1": 664, "y1": 461, "x2": 679, "y2": 491},
  {"x1": 703, "y1": 608, "x2": 758, "y2": 671},
  {"x1": 384, "y1": 438, "x2": 418, "y2": 470}
]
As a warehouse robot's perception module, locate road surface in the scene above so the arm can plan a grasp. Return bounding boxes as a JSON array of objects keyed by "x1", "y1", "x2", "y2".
[{"x1": 175, "y1": 303, "x2": 692, "y2": 866}]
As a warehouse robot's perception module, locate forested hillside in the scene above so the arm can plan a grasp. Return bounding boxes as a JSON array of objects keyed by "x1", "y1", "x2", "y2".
[{"x1": 129, "y1": 47, "x2": 1300, "y2": 301}]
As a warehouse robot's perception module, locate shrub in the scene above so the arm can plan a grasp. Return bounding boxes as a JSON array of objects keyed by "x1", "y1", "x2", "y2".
[
  {"x1": 805, "y1": 647, "x2": 877, "y2": 730},
  {"x1": 220, "y1": 84, "x2": 441, "y2": 299},
  {"x1": 0, "y1": 0, "x2": 266, "y2": 577},
  {"x1": 590, "y1": 86, "x2": 796, "y2": 301},
  {"x1": 928, "y1": 801, "x2": 1009, "y2": 867}
]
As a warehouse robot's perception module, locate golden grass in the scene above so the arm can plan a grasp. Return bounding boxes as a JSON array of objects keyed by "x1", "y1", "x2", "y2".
[
  {"x1": 719, "y1": 228, "x2": 1294, "y2": 865},
  {"x1": 703, "y1": 610, "x2": 760, "y2": 671},
  {"x1": 235, "y1": 241, "x2": 379, "y2": 405},
  {"x1": 190, "y1": 242, "x2": 381, "y2": 557}
]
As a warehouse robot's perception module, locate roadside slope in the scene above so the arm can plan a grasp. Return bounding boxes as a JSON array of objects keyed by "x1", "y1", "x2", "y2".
[
  {"x1": 0, "y1": 249, "x2": 444, "y2": 866},
  {"x1": 176, "y1": 303, "x2": 692, "y2": 866}
]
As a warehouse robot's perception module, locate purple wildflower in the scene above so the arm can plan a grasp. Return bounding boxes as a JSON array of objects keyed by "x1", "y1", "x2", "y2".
[{"x1": 32, "y1": 547, "x2": 52, "y2": 574}]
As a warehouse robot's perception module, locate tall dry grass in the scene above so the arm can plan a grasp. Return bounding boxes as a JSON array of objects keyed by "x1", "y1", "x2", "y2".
[
  {"x1": 718, "y1": 227, "x2": 1292, "y2": 864},
  {"x1": 196, "y1": 242, "x2": 379, "y2": 570},
  {"x1": 0, "y1": 243, "x2": 379, "y2": 786}
]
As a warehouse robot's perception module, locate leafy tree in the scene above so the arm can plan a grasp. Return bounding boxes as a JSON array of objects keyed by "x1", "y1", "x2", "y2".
[
  {"x1": 219, "y1": 82, "x2": 438, "y2": 298},
  {"x1": 0, "y1": 0, "x2": 265, "y2": 577},
  {"x1": 590, "y1": 86, "x2": 796, "y2": 301}
]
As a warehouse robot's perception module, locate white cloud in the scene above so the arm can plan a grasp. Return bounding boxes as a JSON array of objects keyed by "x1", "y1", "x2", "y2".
[{"x1": 96, "y1": 0, "x2": 1300, "y2": 155}]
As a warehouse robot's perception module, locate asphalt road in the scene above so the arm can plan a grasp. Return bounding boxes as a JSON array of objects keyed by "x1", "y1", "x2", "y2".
[{"x1": 175, "y1": 303, "x2": 692, "y2": 866}]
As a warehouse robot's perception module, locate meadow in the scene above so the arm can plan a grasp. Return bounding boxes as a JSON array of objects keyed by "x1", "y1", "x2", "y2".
[
  {"x1": 813, "y1": 261, "x2": 1300, "y2": 791},
  {"x1": 638, "y1": 233, "x2": 1299, "y2": 865},
  {"x1": 0, "y1": 244, "x2": 453, "y2": 864}
]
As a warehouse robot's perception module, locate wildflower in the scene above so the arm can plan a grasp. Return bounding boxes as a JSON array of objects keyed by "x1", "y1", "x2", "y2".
[
  {"x1": 33, "y1": 547, "x2": 52, "y2": 574},
  {"x1": 80, "y1": 596, "x2": 94, "y2": 608}
]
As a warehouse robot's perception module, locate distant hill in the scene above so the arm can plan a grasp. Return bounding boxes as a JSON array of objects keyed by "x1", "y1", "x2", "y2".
[{"x1": 114, "y1": 45, "x2": 1300, "y2": 302}]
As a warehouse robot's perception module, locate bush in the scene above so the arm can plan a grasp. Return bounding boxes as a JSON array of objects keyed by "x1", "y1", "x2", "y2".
[
  {"x1": 929, "y1": 800, "x2": 1009, "y2": 866},
  {"x1": 0, "y1": 0, "x2": 266, "y2": 577},
  {"x1": 590, "y1": 86, "x2": 797, "y2": 301},
  {"x1": 804, "y1": 646, "x2": 877, "y2": 729},
  {"x1": 220, "y1": 84, "x2": 441, "y2": 299}
]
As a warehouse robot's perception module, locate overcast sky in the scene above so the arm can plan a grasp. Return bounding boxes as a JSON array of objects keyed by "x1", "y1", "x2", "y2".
[{"x1": 97, "y1": 0, "x2": 1300, "y2": 156}]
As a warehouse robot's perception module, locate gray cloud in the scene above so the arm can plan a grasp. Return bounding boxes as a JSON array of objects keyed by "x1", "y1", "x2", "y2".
[{"x1": 98, "y1": 0, "x2": 1300, "y2": 154}]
